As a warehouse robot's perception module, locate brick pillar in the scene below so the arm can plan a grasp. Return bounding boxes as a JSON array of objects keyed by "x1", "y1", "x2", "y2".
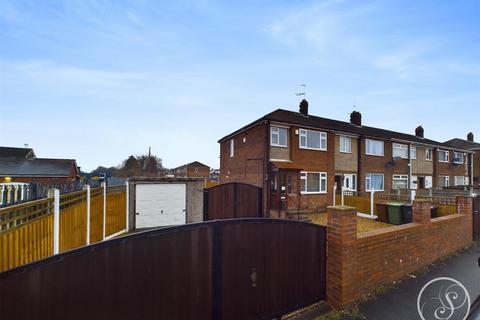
[
  {"x1": 456, "y1": 196, "x2": 473, "y2": 215},
  {"x1": 413, "y1": 200, "x2": 431, "y2": 225},
  {"x1": 326, "y1": 205, "x2": 358, "y2": 309}
]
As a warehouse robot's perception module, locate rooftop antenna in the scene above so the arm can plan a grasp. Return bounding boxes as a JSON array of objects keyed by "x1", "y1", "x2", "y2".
[
  {"x1": 295, "y1": 84, "x2": 306, "y2": 100},
  {"x1": 148, "y1": 146, "x2": 151, "y2": 157}
]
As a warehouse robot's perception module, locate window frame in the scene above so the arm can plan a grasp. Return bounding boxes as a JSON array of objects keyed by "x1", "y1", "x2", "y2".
[
  {"x1": 438, "y1": 150, "x2": 449, "y2": 163},
  {"x1": 230, "y1": 139, "x2": 234, "y2": 158},
  {"x1": 300, "y1": 171, "x2": 327, "y2": 194},
  {"x1": 299, "y1": 129, "x2": 327, "y2": 151},
  {"x1": 270, "y1": 126, "x2": 288, "y2": 148},
  {"x1": 392, "y1": 143, "x2": 409, "y2": 159},
  {"x1": 426, "y1": 148, "x2": 433, "y2": 161},
  {"x1": 365, "y1": 173, "x2": 385, "y2": 192},
  {"x1": 454, "y1": 176, "x2": 466, "y2": 186},
  {"x1": 438, "y1": 176, "x2": 450, "y2": 187},
  {"x1": 365, "y1": 139, "x2": 385, "y2": 156},
  {"x1": 453, "y1": 152, "x2": 464, "y2": 164},
  {"x1": 339, "y1": 136, "x2": 352, "y2": 153},
  {"x1": 410, "y1": 146, "x2": 417, "y2": 160},
  {"x1": 392, "y1": 174, "x2": 409, "y2": 190}
]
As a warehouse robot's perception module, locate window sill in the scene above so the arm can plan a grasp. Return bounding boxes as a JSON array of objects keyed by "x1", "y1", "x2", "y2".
[
  {"x1": 271, "y1": 144, "x2": 288, "y2": 148},
  {"x1": 300, "y1": 191, "x2": 327, "y2": 195},
  {"x1": 365, "y1": 153, "x2": 384, "y2": 157},
  {"x1": 299, "y1": 146, "x2": 327, "y2": 151},
  {"x1": 339, "y1": 150, "x2": 352, "y2": 154}
]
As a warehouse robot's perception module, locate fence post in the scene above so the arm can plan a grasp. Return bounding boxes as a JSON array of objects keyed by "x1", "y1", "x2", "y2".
[
  {"x1": 102, "y1": 182, "x2": 106, "y2": 240},
  {"x1": 333, "y1": 183, "x2": 337, "y2": 206},
  {"x1": 125, "y1": 181, "x2": 129, "y2": 231},
  {"x1": 48, "y1": 188, "x2": 60, "y2": 255},
  {"x1": 85, "y1": 185, "x2": 91, "y2": 245},
  {"x1": 370, "y1": 190, "x2": 375, "y2": 217},
  {"x1": 341, "y1": 187, "x2": 345, "y2": 206}
]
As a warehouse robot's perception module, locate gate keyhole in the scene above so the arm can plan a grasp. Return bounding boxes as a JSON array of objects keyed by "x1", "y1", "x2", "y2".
[{"x1": 251, "y1": 268, "x2": 258, "y2": 288}]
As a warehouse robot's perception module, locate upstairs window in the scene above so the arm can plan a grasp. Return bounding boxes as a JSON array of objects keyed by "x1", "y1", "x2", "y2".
[
  {"x1": 270, "y1": 126, "x2": 288, "y2": 147},
  {"x1": 340, "y1": 136, "x2": 352, "y2": 153},
  {"x1": 365, "y1": 139, "x2": 384, "y2": 156},
  {"x1": 454, "y1": 152, "x2": 464, "y2": 164},
  {"x1": 392, "y1": 143, "x2": 408, "y2": 159},
  {"x1": 438, "y1": 150, "x2": 449, "y2": 163},
  {"x1": 410, "y1": 146, "x2": 417, "y2": 160},
  {"x1": 426, "y1": 148, "x2": 433, "y2": 161},
  {"x1": 230, "y1": 139, "x2": 234, "y2": 158},
  {"x1": 299, "y1": 129, "x2": 327, "y2": 151}
]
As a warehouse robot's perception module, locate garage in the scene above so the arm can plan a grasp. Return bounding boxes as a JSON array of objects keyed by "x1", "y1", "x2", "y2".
[
  {"x1": 135, "y1": 183, "x2": 186, "y2": 228},
  {"x1": 128, "y1": 177, "x2": 204, "y2": 230}
]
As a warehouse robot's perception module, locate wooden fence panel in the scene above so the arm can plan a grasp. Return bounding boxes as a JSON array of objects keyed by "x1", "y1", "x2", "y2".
[
  {"x1": 106, "y1": 191, "x2": 126, "y2": 237},
  {"x1": 0, "y1": 213, "x2": 53, "y2": 273},
  {"x1": 59, "y1": 190, "x2": 88, "y2": 252},
  {"x1": 90, "y1": 188, "x2": 104, "y2": 244}
]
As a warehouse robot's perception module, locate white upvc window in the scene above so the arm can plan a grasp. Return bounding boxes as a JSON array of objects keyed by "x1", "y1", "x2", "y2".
[
  {"x1": 454, "y1": 176, "x2": 466, "y2": 186},
  {"x1": 392, "y1": 175, "x2": 409, "y2": 189},
  {"x1": 438, "y1": 150, "x2": 449, "y2": 162},
  {"x1": 426, "y1": 148, "x2": 433, "y2": 161},
  {"x1": 299, "y1": 129, "x2": 327, "y2": 151},
  {"x1": 365, "y1": 173, "x2": 384, "y2": 191},
  {"x1": 438, "y1": 176, "x2": 449, "y2": 188},
  {"x1": 300, "y1": 172, "x2": 327, "y2": 194},
  {"x1": 339, "y1": 136, "x2": 352, "y2": 153},
  {"x1": 230, "y1": 139, "x2": 234, "y2": 158},
  {"x1": 410, "y1": 146, "x2": 417, "y2": 160},
  {"x1": 453, "y1": 152, "x2": 464, "y2": 164},
  {"x1": 365, "y1": 139, "x2": 384, "y2": 156},
  {"x1": 270, "y1": 126, "x2": 288, "y2": 147},
  {"x1": 392, "y1": 143, "x2": 408, "y2": 159}
]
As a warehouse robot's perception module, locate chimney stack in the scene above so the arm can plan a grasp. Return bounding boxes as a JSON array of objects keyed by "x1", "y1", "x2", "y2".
[
  {"x1": 299, "y1": 99, "x2": 309, "y2": 116},
  {"x1": 350, "y1": 111, "x2": 362, "y2": 126},
  {"x1": 467, "y1": 132, "x2": 474, "y2": 142},
  {"x1": 415, "y1": 126, "x2": 424, "y2": 138}
]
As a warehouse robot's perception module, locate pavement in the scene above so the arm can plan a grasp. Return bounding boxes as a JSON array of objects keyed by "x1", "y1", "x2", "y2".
[{"x1": 297, "y1": 242, "x2": 480, "y2": 320}]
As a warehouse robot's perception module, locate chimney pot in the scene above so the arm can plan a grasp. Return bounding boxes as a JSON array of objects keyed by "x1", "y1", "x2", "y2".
[
  {"x1": 467, "y1": 132, "x2": 474, "y2": 142},
  {"x1": 299, "y1": 99, "x2": 309, "y2": 116},
  {"x1": 415, "y1": 126, "x2": 424, "y2": 138},
  {"x1": 350, "y1": 111, "x2": 362, "y2": 126}
]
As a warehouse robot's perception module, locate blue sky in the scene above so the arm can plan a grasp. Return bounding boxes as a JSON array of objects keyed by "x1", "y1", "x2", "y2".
[{"x1": 0, "y1": 0, "x2": 479, "y2": 171}]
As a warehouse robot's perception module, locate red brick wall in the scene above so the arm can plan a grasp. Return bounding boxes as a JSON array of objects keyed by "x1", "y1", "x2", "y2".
[
  {"x1": 327, "y1": 197, "x2": 473, "y2": 308},
  {"x1": 289, "y1": 128, "x2": 336, "y2": 208},
  {"x1": 219, "y1": 122, "x2": 266, "y2": 187}
]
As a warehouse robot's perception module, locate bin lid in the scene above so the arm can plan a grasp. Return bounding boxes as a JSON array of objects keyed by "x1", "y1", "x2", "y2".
[{"x1": 387, "y1": 202, "x2": 404, "y2": 207}]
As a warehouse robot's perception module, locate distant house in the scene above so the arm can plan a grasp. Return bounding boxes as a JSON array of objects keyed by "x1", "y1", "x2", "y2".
[
  {"x1": 173, "y1": 161, "x2": 210, "y2": 179},
  {"x1": 0, "y1": 146, "x2": 80, "y2": 185},
  {"x1": 445, "y1": 133, "x2": 480, "y2": 186}
]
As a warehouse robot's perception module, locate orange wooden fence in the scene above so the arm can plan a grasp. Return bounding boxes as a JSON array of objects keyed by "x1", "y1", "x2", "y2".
[
  {"x1": 0, "y1": 199, "x2": 54, "y2": 272},
  {"x1": 0, "y1": 185, "x2": 127, "y2": 273}
]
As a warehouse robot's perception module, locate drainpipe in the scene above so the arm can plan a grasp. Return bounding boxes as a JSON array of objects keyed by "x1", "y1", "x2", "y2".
[
  {"x1": 471, "y1": 152, "x2": 475, "y2": 189},
  {"x1": 409, "y1": 144, "x2": 413, "y2": 203},
  {"x1": 264, "y1": 120, "x2": 270, "y2": 217}
]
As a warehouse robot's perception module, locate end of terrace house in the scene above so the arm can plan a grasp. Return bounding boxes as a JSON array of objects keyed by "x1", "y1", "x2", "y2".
[{"x1": 218, "y1": 100, "x2": 474, "y2": 217}]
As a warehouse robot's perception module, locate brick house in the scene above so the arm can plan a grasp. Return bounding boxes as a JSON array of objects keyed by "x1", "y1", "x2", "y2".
[
  {"x1": 445, "y1": 133, "x2": 480, "y2": 186},
  {"x1": 218, "y1": 100, "x2": 472, "y2": 216},
  {"x1": 0, "y1": 146, "x2": 80, "y2": 184},
  {"x1": 173, "y1": 161, "x2": 210, "y2": 179}
]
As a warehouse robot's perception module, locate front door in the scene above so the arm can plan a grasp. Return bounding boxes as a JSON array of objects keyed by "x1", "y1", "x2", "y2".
[
  {"x1": 343, "y1": 174, "x2": 357, "y2": 192},
  {"x1": 280, "y1": 172, "x2": 299, "y2": 210}
]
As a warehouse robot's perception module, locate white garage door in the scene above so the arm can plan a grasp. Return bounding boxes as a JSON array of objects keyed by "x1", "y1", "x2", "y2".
[{"x1": 135, "y1": 184, "x2": 186, "y2": 228}]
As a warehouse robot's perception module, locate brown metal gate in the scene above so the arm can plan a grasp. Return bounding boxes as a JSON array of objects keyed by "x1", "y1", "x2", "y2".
[
  {"x1": 0, "y1": 219, "x2": 326, "y2": 320},
  {"x1": 204, "y1": 182, "x2": 263, "y2": 220},
  {"x1": 473, "y1": 196, "x2": 480, "y2": 241}
]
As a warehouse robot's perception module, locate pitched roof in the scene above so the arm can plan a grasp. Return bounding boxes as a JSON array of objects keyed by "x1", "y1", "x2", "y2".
[
  {"x1": 218, "y1": 108, "x2": 471, "y2": 152},
  {"x1": 0, "y1": 146, "x2": 35, "y2": 159},
  {"x1": 175, "y1": 161, "x2": 210, "y2": 170},
  {"x1": 444, "y1": 138, "x2": 480, "y2": 150},
  {"x1": 0, "y1": 158, "x2": 78, "y2": 177}
]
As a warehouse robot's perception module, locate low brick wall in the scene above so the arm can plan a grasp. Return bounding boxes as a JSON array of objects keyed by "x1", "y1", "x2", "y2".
[{"x1": 327, "y1": 197, "x2": 473, "y2": 309}]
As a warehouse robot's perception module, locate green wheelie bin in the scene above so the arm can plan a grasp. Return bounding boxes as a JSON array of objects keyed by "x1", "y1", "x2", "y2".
[{"x1": 387, "y1": 202, "x2": 404, "y2": 225}]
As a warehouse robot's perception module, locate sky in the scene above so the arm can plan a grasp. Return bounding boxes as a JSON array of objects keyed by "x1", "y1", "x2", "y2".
[{"x1": 0, "y1": 0, "x2": 479, "y2": 171}]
